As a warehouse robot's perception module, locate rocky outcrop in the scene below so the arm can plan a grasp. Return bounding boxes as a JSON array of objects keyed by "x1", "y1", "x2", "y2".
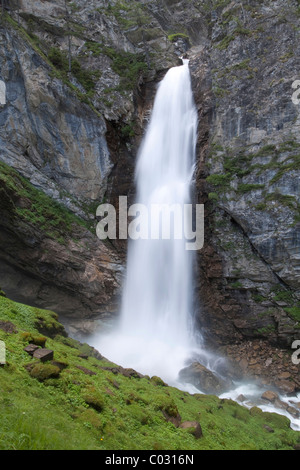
[
  {"x1": 0, "y1": 161, "x2": 123, "y2": 338},
  {"x1": 0, "y1": 0, "x2": 206, "y2": 334},
  {"x1": 0, "y1": 0, "x2": 183, "y2": 329},
  {"x1": 0, "y1": 0, "x2": 299, "y2": 388},
  {"x1": 187, "y1": 0, "x2": 300, "y2": 351},
  {"x1": 179, "y1": 361, "x2": 233, "y2": 395},
  {"x1": 224, "y1": 339, "x2": 300, "y2": 395},
  {"x1": 0, "y1": 23, "x2": 112, "y2": 217}
]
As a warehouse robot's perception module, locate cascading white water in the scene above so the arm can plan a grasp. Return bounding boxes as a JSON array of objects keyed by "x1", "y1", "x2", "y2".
[
  {"x1": 89, "y1": 61, "x2": 300, "y2": 431},
  {"x1": 91, "y1": 60, "x2": 200, "y2": 386}
]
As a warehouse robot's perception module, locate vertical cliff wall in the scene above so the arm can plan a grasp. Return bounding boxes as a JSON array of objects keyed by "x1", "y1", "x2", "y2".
[{"x1": 0, "y1": 0, "x2": 299, "y2": 386}]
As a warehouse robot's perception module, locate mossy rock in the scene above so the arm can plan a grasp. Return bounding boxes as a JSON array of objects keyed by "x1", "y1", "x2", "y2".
[
  {"x1": 34, "y1": 310, "x2": 67, "y2": 338},
  {"x1": 20, "y1": 332, "x2": 47, "y2": 347},
  {"x1": 150, "y1": 376, "x2": 167, "y2": 387},
  {"x1": 155, "y1": 395, "x2": 181, "y2": 426},
  {"x1": 81, "y1": 386, "x2": 105, "y2": 412},
  {"x1": 167, "y1": 33, "x2": 190, "y2": 43},
  {"x1": 28, "y1": 363, "x2": 61, "y2": 382}
]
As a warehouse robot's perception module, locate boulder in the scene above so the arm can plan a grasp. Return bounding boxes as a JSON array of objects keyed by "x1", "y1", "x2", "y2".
[
  {"x1": 24, "y1": 344, "x2": 40, "y2": 356},
  {"x1": 261, "y1": 390, "x2": 279, "y2": 403},
  {"x1": 33, "y1": 348, "x2": 54, "y2": 362},
  {"x1": 179, "y1": 362, "x2": 232, "y2": 395}
]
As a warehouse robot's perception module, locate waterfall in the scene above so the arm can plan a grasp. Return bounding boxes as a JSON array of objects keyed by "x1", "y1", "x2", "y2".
[
  {"x1": 92, "y1": 60, "x2": 201, "y2": 387},
  {"x1": 89, "y1": 61, "x2": 300, "y2": 431}
]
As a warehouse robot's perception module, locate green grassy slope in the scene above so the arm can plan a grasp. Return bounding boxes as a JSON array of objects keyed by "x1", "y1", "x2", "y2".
[{"x1": 0, "y1": 294, "x2": 299, "y2": 450}]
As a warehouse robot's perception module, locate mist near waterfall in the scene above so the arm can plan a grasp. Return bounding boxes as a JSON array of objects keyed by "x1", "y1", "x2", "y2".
[
  {"x1": 90, "y1": 60, "x2": 202, "y2": 388},
  {"x1": 89, "y1": 62, "x2": 300, "y2": 431}
]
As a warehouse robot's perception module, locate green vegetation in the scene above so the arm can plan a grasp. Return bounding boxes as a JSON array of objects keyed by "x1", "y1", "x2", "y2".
[
  {"x1": 167, "y1": 33, "x2": 190, "y2": 43},
  {"x1": 0, "y1": 161, "x2": 90, "y2": 242},
  {"x1": 229, "y1": 281, "x2": 243, "y2": 289},
  {"x1": 4, "y1": 13, "x2": 101, "y2": 114},
  {"x1": 103, "y1": 47, "x2": 148, "y2": 91},
  {"x1": 206, "y1": 173, "x2": 231, "y2": 188},
  {"x1": 120, "y1": 121, "x2": 136, "y2": 138},
  {"x1": 284, "y1": 307, "x2": 300, "y2": 323},
  {"x1": 0, "y1": 294, "x2": 300, "y2": 450},
  {"x1": 102, "y1": 0, "x2": 152, "y2": 30},
  {"x1": 48, "y1": 47, "x2": 100, "y2": 96},
  {"x1": 237, "y1": 183, "x2": 264, "y2": 193},
  {"x1": 85, "y1": 41, "x2": 148, "y2": 92},
  {"x1": 270, "y1": 286, "x2": 300, "y2": 324},
  {"x1": 208, "y1": 192, "x2": 219, "y2": 202}
]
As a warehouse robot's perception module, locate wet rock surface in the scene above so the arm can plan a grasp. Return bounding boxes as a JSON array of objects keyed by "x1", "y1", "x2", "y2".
[
  {"x1": 224, "y1": 339, "x2": 300, "y2": 395},
  {"x1": 179, "y1": 362, "x2": 233, "y2": 395}
]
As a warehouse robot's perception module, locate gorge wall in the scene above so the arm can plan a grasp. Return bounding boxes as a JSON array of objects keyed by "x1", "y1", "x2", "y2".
[{"x1": 0, "y1": 0, "x2": 299, "y2": 390}]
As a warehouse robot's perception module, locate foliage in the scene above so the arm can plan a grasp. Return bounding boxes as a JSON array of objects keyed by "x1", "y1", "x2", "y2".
[
  {"x1": 237, "y1": 183, "x2": 264, "y2": 193},
  {"x1": 167, "y1": 33, "x2": 190, "y2": 43},
  {"x1": 85, "y1": 41, "x2": 148, "y2": 91},
  {"x1": 206, "y1": 173, "x2": 231, "y2": 187},
  {"x1": 48, "y1": 47, "x2": 100, "y2": 95}
]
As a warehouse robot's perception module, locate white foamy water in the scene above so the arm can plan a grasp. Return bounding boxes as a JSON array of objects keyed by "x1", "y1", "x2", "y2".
[
  {"x1": 91, "y1": 60, "x2": 201, "y2": 386},
  {"x1": 220, "y1": 384, "x2": 300, "y2": 431}
]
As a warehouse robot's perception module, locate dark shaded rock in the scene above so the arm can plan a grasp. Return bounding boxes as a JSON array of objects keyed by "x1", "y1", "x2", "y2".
[
  {"x1": 121, "y1": 367, "x2": 144, "y2": 379},
  {"x1": 263, "y1": 425, "x2": 274, "y2": 433},
  {"x1": 51, "y1": 360, "x2": 68, "y2": 371},
  {"x1": 274, "y1": 380, "x2": 297, "y2": 395},
  {"x1": 179, "y1": 421, "x2": 203, "y2": 439},
  {"x1": 179, "y1": 362, "x2": 232, "y2": 394},
  {"x1": 78, "y1": 353, "x2": 89, "y2": 360},
  {"x1": 32, "y1": 348, "x2": 54, "y2": 362},
  {"x1": 99, "y1": 365, "x2": 144, "y2": 379},
  {"x1": 75, "y1": 365, "x2": 96, "y2": 376},
  {"x1": 100, "y1": 366, "x2": 120, "y2": 375}
]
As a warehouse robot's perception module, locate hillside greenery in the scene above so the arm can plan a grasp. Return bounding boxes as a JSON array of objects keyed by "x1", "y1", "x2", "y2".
[{"x1": 0, "y1": 294, "x2": 299, "y2": 450}]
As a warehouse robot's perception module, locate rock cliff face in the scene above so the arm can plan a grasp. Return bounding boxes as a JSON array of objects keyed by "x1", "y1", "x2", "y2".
[
  {"x1": 0, "y1": 0, "x2": 199, "y2": 333},
  {"x1": 187, "y1": 0, "x2": 300, "y2": 352},
  {"x1": 0, "y1": 0, "x2": 299, "y2": 388}
]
